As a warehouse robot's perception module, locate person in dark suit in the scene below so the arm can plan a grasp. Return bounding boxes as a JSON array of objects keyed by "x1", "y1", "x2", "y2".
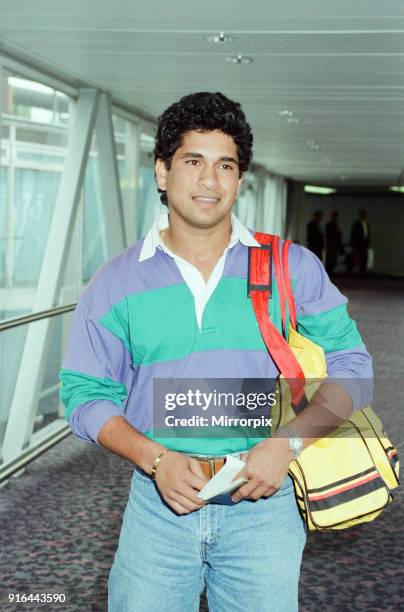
[
  {"x1": 325, "y1": 211, "x2": 345, "y2": 276},
  {"x1": 350, "y1": 209, "x2": 370, "y2": 276},
  {"x1": 306, "y1": 210, "x2": 324, "y2": 260}
]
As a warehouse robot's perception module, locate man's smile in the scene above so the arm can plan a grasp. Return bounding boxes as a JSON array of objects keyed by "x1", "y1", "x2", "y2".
[{"x1": 192, "y1": 195, "x2": 221, "y2": 205}]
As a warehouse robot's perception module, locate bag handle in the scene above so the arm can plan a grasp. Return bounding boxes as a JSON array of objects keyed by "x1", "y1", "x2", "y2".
[{"x1": 249, "y1": 232, "x2": 306, "y2": 407}]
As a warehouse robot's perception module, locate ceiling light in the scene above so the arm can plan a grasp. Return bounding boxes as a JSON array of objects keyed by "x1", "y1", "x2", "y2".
[
  {"x1": 304, "y1": 185, "x2": 336, "y2": 195},
  {"x1": 206, "y1": 32, "x2": 235, "y2": 44},
  {"x1": 225, "y1": 54, "x2": 253, "y2": 65},
  {"x1": 278, "y1": 110, "x2": 294, "y2": 117},
  {"x1": 287, "y1": 117, "x2": 299, "y2": 124},
  {"x1": 390, "y1": 186, "x2": 404, "y2": 193}
]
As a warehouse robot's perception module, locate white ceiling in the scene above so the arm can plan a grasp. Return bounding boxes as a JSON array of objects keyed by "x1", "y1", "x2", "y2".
[{"x1": 1, "y1": 0, "x2": 404, "y2": 186}]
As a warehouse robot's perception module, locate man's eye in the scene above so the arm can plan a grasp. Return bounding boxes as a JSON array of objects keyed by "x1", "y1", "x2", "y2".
[
  {"x1": 221, "y1": 164, "x2": 234, "y2": 171},
  {"x1": 185, "y1": 159, "x2": 200, "y2": 166}
]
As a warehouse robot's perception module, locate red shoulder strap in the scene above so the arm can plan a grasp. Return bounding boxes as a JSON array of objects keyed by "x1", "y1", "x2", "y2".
[
  {"x1": 282, "y1": 239, "x2": 297, "y2": 329},
  {"x1": 272, "y1": 235, "x2": 287, "y2": 332},
  {"x1": 249, "y1": 232, "x2": 305, "y2": 406}
]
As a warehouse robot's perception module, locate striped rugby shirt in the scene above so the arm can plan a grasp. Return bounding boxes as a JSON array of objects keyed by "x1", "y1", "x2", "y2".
[{"x1": 60, "y1": 217, "x2": 373, "y2": 456}]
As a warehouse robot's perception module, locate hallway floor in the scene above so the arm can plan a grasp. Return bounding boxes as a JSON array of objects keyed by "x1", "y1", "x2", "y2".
[{"x1": 1, "y1": 277, "x2": 403, "y2": 611}]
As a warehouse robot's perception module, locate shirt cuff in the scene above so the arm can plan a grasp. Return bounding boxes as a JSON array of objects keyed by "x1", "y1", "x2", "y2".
[
  {"x1": 69, "y1": 400, "x2": 126, "y2": 444},
  {"x1": 321, "y1": 373, "x2": 374, "y2": 411}
]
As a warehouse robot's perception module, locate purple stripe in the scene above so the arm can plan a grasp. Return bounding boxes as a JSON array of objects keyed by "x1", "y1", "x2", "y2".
[
  {"x1": 70, "y1": 349, "x2": 280, "y2": 442},
  {"x1": 288, "y1": 243, "x2": 347, "y2": 315},
  {"x1": 224, "y1": 240, "x2": 348, "y2": 318},
  {"x1": 324, "y1": 344, "x2": 373, "y2": 410},
  {"x1": 83, "y1": 240, "x2": 253, "y2": 321},
  {"x1": 127, "y1": 349, "x2": 279, "y2": 434},
  {"x1": 81, "y1": 240, "x2": 186, "y2": 320},
  {"x1": 222, "y1": 241, "x2": 248, "y2": 278},
  {"x1": 83, "y1": 237, "x2": 348, "y2": 322},
  {"x1": 62, "y1": 299, "x2": 135, "y2": 384},
  {"x1": 69, "y1": 400, "x2": 125, "y2": 444},
  {"x1": 326, "y1": 344, "x2": 373, "y2": 378},
  {"x1": 136, "y1": 348, "x2": 279, "y2": 377}
]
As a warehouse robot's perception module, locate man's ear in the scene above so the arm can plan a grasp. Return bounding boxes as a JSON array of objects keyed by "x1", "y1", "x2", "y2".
[{"x1": 155, "y1": 159, "x2": 168, "y2": 191}]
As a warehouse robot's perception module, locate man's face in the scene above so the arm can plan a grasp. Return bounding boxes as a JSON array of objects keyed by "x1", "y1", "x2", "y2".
[{"x1": 155, "y1": 129, "x2": 243, "y2": 230}]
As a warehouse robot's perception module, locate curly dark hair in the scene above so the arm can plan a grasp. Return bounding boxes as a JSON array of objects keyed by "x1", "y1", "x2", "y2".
[{"x1": 154, "y1": 91, "x2": 253, "y2": 205}]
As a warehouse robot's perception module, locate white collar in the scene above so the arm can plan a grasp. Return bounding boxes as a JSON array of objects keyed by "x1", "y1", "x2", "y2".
[{"x1": 138, "y1": 210, "x2": 260, "y2": 262}]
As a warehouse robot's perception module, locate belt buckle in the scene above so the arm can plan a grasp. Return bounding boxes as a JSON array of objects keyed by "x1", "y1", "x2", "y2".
[{"x1": 208, "y1": 458, "x2": 215, "y2": 478}]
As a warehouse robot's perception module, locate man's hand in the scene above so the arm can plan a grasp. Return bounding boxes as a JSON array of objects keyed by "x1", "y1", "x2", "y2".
[
  {"x1": 154, "y1": 451, "x2": 209, "y2": 515},
  {"x1": 231, "y1": 437, "x2": 294, "y2": 502}
]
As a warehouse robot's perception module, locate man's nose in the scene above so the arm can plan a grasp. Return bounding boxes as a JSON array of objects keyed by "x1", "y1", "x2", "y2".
[{"x1": 198, "y1": 164, "x2": 219, "y2": 189}]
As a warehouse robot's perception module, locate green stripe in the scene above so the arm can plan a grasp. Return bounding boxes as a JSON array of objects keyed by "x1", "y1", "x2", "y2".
[
  {"x1": 144, "y1": 430, "x2": 266, "y2": 455},
  {"x1": 59, "y1": 369, "x2": 127, "y2": 420},
  {"x1": 98, "y1": 278, "x2": 283, "y2": 366},
  {"x1": 100, "y1": 300, "x2": 131, "y2": 354},
  {"x1": 297, "y1": 303, "x2": 362, "y2": 352}
]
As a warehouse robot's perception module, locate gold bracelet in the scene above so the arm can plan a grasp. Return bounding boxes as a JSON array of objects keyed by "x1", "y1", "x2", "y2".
[{"x1": 151, "y1": 448, "x2": 170, "y2": 479}]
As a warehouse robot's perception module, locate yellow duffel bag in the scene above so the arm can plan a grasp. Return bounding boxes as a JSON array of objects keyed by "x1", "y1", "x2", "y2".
[{"x1": 249, "y1": 232, "x2": 399, "y2": 531}]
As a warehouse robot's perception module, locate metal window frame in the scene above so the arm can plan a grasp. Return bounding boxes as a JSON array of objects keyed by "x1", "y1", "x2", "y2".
[
  {"x1": 1, "y1": 89, "x2": 100, "y2": 463},
  {"x1": 95, "y1": 93, "x2": 126, "y2": 253},
  {"x1": 0, "y1": 49, "x2": 158, "y2": 474}
]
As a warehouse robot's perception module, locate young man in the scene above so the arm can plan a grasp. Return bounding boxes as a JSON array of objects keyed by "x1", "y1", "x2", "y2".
[{"x1": 60, "y1": 92, "x2": 372, "y2": 611}]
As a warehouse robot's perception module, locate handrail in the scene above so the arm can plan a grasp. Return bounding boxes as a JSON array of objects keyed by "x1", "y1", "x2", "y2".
[
  {"x1": 0, "y1": 422, "x2": 71, "y2": 483},
  {"x1": 0, "y1": 303, "x2": 76, "y2": 332}
]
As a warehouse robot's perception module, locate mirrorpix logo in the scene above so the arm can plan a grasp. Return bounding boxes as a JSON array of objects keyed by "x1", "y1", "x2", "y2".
[{"x1": 162, "y1": 388, "x2": 275, "y2": 429}]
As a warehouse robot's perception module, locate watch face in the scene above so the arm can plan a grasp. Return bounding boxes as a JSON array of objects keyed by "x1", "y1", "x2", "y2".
[{"x1": 290, "y1": 437, "x2": 303, "y2": 456}]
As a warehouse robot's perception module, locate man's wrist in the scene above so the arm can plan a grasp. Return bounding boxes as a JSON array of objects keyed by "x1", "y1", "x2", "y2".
[
  {"x1": 257, "y1": 435, "x2": 295, "y2": 462},
  {"x1": 150, "y1": 448, "x2": 170, "y2": 479},
  {"x1": 273, "y1": 426, "x2": 304, "y2": 460},
  {"x1": 132, "y1": 437, "x2": 169, "y2": 476}
]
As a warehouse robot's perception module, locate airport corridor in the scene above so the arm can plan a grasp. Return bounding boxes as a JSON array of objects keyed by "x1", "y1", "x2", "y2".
[{"x1": 1, "y1": 277, "x2": 403, "y2": 612}]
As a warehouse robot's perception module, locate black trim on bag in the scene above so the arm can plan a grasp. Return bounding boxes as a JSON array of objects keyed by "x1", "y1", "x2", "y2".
[
  {"x1": 308, "y1": 474, "x2": 386, "y2": 512},
  {"x1": 306, "y1": 466, "x2": 376, "y2": 495},
  {"x1": 389, "y1": 454, "x2": 399, "y2": 469},
  {"x1": 360, "y1": 410, "x2": 400, "y2": 487}
]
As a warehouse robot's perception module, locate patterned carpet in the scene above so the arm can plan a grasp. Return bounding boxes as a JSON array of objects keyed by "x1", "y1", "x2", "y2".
[{"x1": 0, "y1": 277, "x2": 403, "y2": 612}]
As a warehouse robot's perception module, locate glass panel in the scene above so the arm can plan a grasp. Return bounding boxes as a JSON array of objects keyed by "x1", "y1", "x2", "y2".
[
  {"x1": 0, "y1": 167, "x2": 7, "y2": 288},
  {"x1": 12, "y1": 168, "x2": 61, "y2": 286},
  {"x1": 138, "y1": 164, "x2": 158, "y2": 236},
  {"x1": 58, "y1": 195, "x2": 83, "y2": 306},
  {"x1": 82, "y1": 132, "x2": 108, "y2": 283},
  {"x1": 0, "y1": 72, "x2": 71, "y2": 321},
  {"x1": 4, "y1": 75, "x2": 70, "y2": 125},
  {"x1": 137, "y1": 134, "x2": 164, "y2": 237},
  {"x1": 0, "y1": 309, "x2": 73, "y2": 458},
  {"x1": 112, "y1": 113, "x2": 138, "y2": 243},
  {"x1": 16, "y1": 150, "x2": 65, "y2": 166},
  {"x1": 34, "y1": 312, "x2": 73, "y2": 435},
  {"x1": 1, "y1": 124, "x2": 9, "y2": 139},
  {"x1": 0, "y1": 324, "x2": 28, "y2": 450}
]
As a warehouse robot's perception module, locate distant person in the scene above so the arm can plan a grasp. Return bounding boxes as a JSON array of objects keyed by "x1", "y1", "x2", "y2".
[
  {"x1": 350, "y1": 209, "x2": 370, "y2": 276},
  {"x1": 306, "y1": 210, "x2": 324, "y2": 260},
  {"x1": 325, "y1": 211, "x2": 345, "y2": 276}
]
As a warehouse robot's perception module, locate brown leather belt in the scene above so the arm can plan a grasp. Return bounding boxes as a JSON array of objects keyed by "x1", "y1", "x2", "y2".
[{"x1": 194, "y1": 457, "x2": 226, "y2": 479}]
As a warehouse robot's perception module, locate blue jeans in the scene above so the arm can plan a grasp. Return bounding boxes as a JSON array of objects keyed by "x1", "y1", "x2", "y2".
[{"x1": 108, "y1": 469, "x2": 306, "y2": 611}]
